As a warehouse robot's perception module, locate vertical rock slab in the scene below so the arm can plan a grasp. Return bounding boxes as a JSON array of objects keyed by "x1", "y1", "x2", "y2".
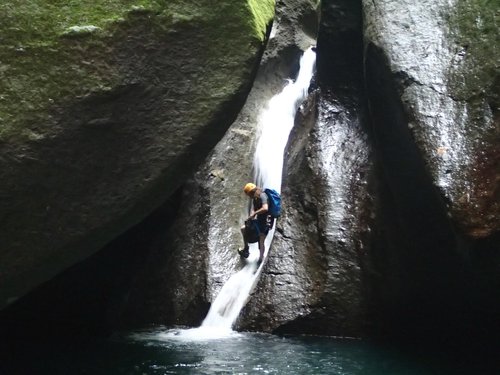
[
  {"x1": 239, "y1": 0, "x2": 375, "y2": 336},
  {"x1": 364, "y1": 0, "x2": 499, "y2": 239},
  {"x1": 363, "y1": 0, "x2": 499, "y2": 342}
]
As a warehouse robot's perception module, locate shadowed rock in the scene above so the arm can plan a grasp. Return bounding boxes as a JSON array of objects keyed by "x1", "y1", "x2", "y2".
[{"x1": 0, "y1": 0, "x2": 275, "y2": 309}]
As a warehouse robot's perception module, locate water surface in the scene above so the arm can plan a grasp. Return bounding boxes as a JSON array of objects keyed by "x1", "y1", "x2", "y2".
[{"x1": 2, "y1": 327, "x2": 494, "y2": 374}]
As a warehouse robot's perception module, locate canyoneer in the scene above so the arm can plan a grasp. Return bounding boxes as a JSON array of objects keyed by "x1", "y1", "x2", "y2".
[{"x1": 238, "y1": 183, "x2": 275, "y2": 265}]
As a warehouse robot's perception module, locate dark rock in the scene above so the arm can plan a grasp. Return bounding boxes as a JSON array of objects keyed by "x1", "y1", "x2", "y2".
[
  {"x1": 0, "y1": 1, "x2": 275, "y2": 309},
  {"x1": 363, "y1": 0, "x2": 500, "y2": 344},
  {"x1": 363, "y1": 0, "x2": 499, "y2": 239}
]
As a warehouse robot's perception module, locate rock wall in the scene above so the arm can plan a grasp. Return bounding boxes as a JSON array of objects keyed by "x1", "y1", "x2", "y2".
[
  {"x1": 363, "y1": 0, "x2": 499, "y2": 342},
  {"x1": 117, "y1": 0, "x2": 320, "y2": 327},
  {"x1": 1, "y1": 0, "x2": 498, "y2": 346},
  {"x1": 364, "y1": 0, "x2": 499, "y2": 239},
  {"x1": 239, "y1": 0, "x2": 374, "y2": 336},
  {"x1": 239, "y1": 0, "x2": 499, "y2": 342},
  {"x1": 0, "y1": 0, "x2": 275, "y2": 309}
]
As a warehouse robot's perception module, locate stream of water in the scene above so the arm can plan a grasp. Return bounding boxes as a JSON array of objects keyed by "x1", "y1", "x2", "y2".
[{"x1": 176, "y1": 47, "x2": 317, "y2": 335}]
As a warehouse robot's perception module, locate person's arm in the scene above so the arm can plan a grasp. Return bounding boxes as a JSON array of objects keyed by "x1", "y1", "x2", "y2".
[{"x1": 249, "y1": 203, "x2": 268, "y2": 219}]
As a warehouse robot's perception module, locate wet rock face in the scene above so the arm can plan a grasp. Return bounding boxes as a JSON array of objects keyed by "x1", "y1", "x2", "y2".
[
  {"x1": 239, "y1": 91, "x2": 374, "y2": 336},
  {"x1": 241, "y1": 0, "x2": 500, "y2": 341},
  {"x1": 363, "y1": 0, "x2": 500, "y2": 341},
  {"x1": 0, "y1": 1, "x2": 275, "y2": 309},
  {"x1": 363, "y1": 0, "x2": 499, "y2": 239},
  {"x1": 239, "y1": 0, "x2": 375, "y2": 337}
]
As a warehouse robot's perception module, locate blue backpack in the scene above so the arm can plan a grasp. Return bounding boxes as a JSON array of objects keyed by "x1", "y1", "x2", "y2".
[{"x1": 264, "y1": 188, "x2": 282, "y2": 218}]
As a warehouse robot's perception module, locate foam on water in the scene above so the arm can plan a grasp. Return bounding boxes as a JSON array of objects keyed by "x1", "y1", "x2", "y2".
[{"x1": 130, "y1": 326, "x2": 241, "y2": 343}]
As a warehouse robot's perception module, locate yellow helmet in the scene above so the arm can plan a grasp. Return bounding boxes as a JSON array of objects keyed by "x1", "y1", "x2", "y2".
[{"x1": 243, "y1": 183, "x2": 257, "y2": 195}]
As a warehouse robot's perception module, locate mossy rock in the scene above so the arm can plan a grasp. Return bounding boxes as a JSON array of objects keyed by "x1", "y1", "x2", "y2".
[{"x1": 0, "y1": 0, "x2": 275, "y2": 309}]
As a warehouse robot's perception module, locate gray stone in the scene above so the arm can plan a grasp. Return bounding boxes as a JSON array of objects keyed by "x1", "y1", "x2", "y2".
[{"x1": 0, "y1": 0, "x2": 275, "y2": 310}]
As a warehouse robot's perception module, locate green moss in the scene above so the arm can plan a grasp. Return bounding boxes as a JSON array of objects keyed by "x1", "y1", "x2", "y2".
[
  {"x1": 248, "y1": 0, "x2": 276, "y2": 41},
  {"x1": 0, "y1": 0, "x2": 275, "y2": 142},
  {"x1": 0, "y1": 0, "x2": 278, "y2": 46},
  {"x1": 0, "y1": 1, "x2": 162, "y2": 45},
  {"x1": 447, "y1": 0, "x2": 499, "y2": 106},
  {"x1": 0, "y1": 1, "x2": 161, "y2": 141}
]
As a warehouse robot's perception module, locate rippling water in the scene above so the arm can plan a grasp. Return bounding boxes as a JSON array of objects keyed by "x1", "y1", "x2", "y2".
[{"x1": 2, "y1": 327, "x2": 494, "y2": 374}]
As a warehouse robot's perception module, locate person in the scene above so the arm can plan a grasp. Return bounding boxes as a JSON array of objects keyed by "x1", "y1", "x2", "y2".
[{"x1": 238, "y1": 182, "x2": 274, "y2": 265}]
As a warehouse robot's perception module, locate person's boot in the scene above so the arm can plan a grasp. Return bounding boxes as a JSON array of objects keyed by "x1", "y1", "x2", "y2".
[{"x1": 238, "y1": 246, "x2": 249, "y2": 258}]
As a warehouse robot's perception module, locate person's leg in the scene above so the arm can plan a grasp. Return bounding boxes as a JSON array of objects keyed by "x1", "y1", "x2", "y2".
[
  {"x1": 238, "y1": 225, "x2": 249, "y2": 257},
  {"x1": 257, "y1": 233, "x2": 266, "y2": 264},
  {"x1": 256, "y1": 216, "x2": 270, "y2": 264},
  {"x1": 240, "y1": 225, "x2": 248, "y2": 247}
]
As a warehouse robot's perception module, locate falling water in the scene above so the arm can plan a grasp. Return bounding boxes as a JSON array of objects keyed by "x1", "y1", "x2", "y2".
[
  {"x1": 163, "y1": 47, "x2": 316, "y2": 339},
  {"x1": 254, "y1": 48, "x2": 317, "y2": 192},
  {"x1": 201, "y1": 47, "x2": 316, "y2": 329}
]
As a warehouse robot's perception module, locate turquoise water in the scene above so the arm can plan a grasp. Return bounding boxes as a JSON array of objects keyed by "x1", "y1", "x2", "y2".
[{"x1": 1, "y1": 327, "x2": 495, "y2": 374}]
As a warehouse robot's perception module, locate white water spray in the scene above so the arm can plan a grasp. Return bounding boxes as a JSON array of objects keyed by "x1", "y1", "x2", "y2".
[
  {"x1": 254, "y1": 49, "x2": 317, "y2": 192},
  {"x1": 160, "y1": 47, "x2": 316, "y2": 340}
]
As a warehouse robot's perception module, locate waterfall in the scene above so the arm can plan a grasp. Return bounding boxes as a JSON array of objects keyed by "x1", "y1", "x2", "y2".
[
  {"x1": 161, "y1": 47, "x2": 316, "y2": 340},
  {"x1": 254, "y1": 48, "x2": 317, "y2": 192},
  {"x1": 200, "y1": 47, "x2": 316, "y2": 331}
]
